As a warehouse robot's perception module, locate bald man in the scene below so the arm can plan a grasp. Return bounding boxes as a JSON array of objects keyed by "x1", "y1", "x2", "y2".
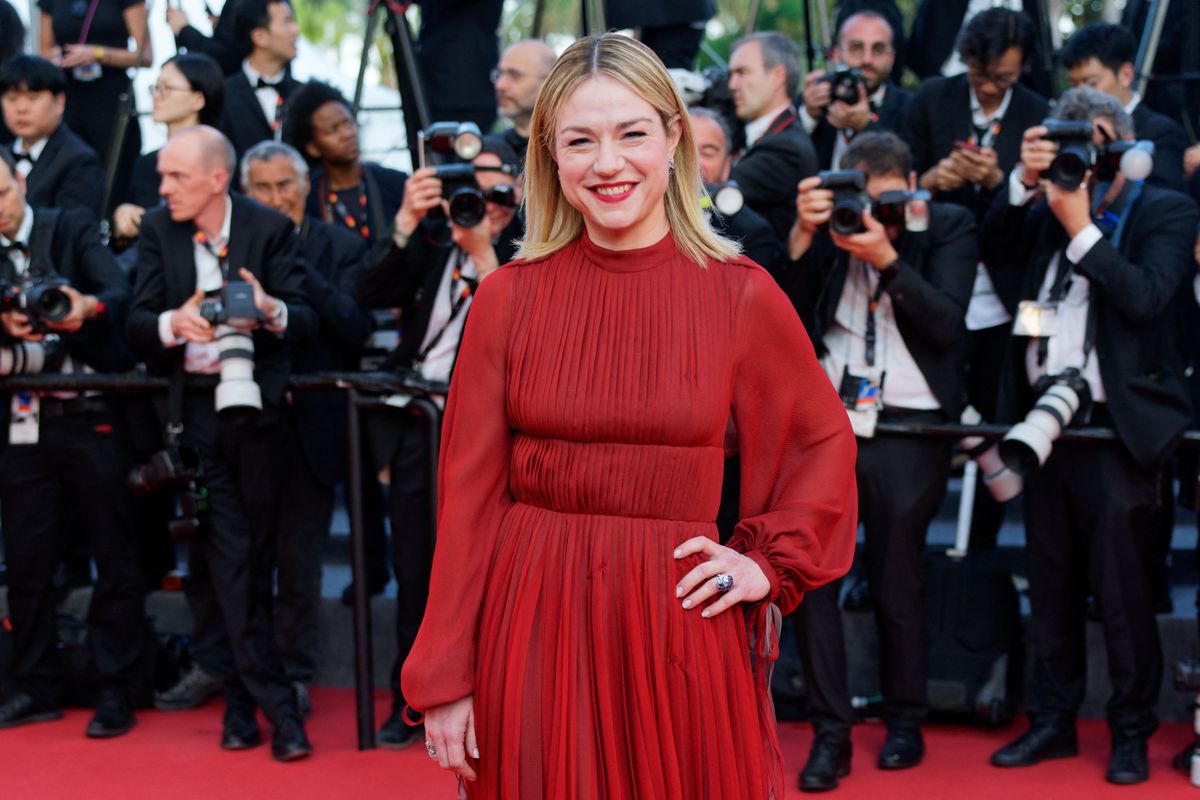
[
  {"x1": 127, "y1": 125, "x2": 318, "y2": 762},
  {"x1": 493, "y1": 39, "x2": 555, "y2": 162}
]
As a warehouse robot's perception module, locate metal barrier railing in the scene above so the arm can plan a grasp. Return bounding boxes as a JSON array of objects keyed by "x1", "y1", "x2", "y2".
[{"x1": 3, "y1": 371, "x2": 1199, "y2": 750}]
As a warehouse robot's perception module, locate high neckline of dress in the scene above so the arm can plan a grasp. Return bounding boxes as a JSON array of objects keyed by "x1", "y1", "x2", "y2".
[{"x1": 580, "y1": 228, "x2": 678, "y2": 273}]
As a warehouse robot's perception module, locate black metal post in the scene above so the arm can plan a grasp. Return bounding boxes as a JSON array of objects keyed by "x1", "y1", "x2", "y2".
[
  {"x1": 408, "y1": 396, "x2": 442, "y2": 542},
  {"x1": 347, "y1": 388, "x2": 376, "y2": 750}
]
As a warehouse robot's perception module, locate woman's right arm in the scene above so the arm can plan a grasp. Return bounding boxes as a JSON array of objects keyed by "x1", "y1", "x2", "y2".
[
  {"x1": 401, "y1": 267, "x2": 516, "y2": 710},
  {"x1": 38, "y1": 12, "x2": 59, "y2": 59}
]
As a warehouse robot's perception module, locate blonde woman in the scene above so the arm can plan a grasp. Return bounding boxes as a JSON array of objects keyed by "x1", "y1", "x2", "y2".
[{"x1": 403, "y1": 33, "x2": 857, "y2": 799}]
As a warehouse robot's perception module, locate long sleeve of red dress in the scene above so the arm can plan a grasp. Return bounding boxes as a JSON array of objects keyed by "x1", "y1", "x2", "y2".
[
  {"x1": 725, "y1": 266, "x2": 858, "y2": 616},
  {"x1": 400, "y1": 268, "x2": 515, "y2": 711}
]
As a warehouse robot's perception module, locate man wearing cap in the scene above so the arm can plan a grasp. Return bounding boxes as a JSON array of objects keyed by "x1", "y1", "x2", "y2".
[{"x1": 354, "y1": 135, "x2": 523, "y2": 747}]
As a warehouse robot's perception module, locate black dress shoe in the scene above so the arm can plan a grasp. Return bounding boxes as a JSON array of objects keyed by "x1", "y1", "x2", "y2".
[
  {"x1": 154, "y1": 663, "x2": 222, "y2": 711},
  {"x1": 377, "y1": 707, "x2": 420, "y2": 749},
  {"x1": 0, "y1": 692, "x2": 62, "y2": 729},
  {"x1": 878, "y1": 726, "x2": 924, "y2": 770},
  {"x1": 221, "y1": 703, "x2": 263, "y2": 750},
  {"x1": 1172, "y1": 741, "x2": 1196, "y2": 775},
  {"x1": 271, "y1": 716, "x2": 313, "y2": 762},
  {"x1": 990, "y1": 724, "x2": 1077, "y2": 767},
  {"x1": 1106, "y1": 738, "x2": 1149, "y2": 785},
  {"x1": 86, "y1": 689, "x2": 135, "y2": 738},
  {"x1": 799, "y1": 734, "x2": 851, "y2": 792}
]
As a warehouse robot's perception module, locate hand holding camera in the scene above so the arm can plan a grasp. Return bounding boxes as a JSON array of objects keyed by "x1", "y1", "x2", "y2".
[
  {"x1": 0, "y1": 276, "x2": 79, "y2": 340},
  {"x1": 1018, "y1": 125, "x2": 1058, "y2": 187},
  {"x1": 831, "y1": 210, "x2": 899, "y2": 269},
  {"x1": 826, "y1": 80, "x2": 871, "y2": 133},
  {"x1": 170, "y1": 289, "x2": 215, "y2": 344},
  {"x1": 1, "y1": 306, "x2": 42, "y2": 342},
  {"x1": 801, "y1": 70, "x2": 832, "y2": 119},
  {"x1": 788, "y1": 175, "x2": 832, "y2": 260},
  {"x1": 394, "y1": 166, "x2": 443, "y2": 243},
  {"x1": 235, "y1": 268, "x2": 283, "y2": 329}
]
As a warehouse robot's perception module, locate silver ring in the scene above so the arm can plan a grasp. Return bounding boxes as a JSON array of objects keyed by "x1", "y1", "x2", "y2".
[
  {"x1": 425, "y1": 740, "x2": 437, "y2": 759},
  {"x1": 715, "y1": 573, "x2": 734, "y2": 592}
]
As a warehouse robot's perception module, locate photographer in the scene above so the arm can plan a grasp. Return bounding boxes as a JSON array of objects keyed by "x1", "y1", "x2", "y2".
[
  {"x1": 0, "y1": 149, "x2": 144, "y2": 738},
  {"x1": 688, "y1": 106, "x2": 781, "y2": 274},
  {"x1": 492, "y1": 39, "x2": 555, "y2": 163},
  {"x1": 727, "y1": 32, "x2": 819, "y2": 243},
  {"x1": 785, "y1": 131, "x2": 976, "y2": 789},
  {"x1": 354, "y1": 135, "x2": 521, "y2": 748},
  {"x1": 981, "y1": 88, "x2": 1198, "y2": 785},
  {"x1": 126, "y1": 126, "x2": 317, "y2": 762},
  {"x1": 800, "y1": 11, "x2": 912, "y2": 171}
]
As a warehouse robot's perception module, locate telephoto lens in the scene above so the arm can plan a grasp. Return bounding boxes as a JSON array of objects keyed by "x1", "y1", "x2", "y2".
[
  {"x1": 0, "y1": 335, "x2": 64, "y2": 375},
  {"x1": 999, "y1": 369, "x2": 1091, "y2": 476},
  {"x1": 213, "y1": 324, "x2": 262, "y2": 423}
]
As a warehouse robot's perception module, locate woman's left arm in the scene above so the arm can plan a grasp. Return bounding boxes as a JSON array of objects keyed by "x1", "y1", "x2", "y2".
[{"x1": 60, "y1": 2, "x2": 152, "y2": 69}]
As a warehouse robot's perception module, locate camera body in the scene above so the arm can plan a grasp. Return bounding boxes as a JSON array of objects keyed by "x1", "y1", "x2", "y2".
[
  {"x1": 818, "y1": 170, "x2": 870, "y2": 235},
  {"x1": 198, "y1": 281, "x2": 263, "y2": 422},
  {"x1": 1040, "y1": 119, "x2": 1096, "y2": 190},
  {"x1": 0, "y1": 276, "x2": 73, "y2": 331},
  {"x1": 999, "y1": 367, "x2": 1092, "y2": 476},
  {"x1": 434, "y1": 163, "x2": 517, "y2": 228},
  {"x1": 822, "y1": 65, "x2": 865, "y2": 105},
  {"x1": 128, "y1": 444, "x2": 210, "y2": 542},
  {"x1": 199, "y1": 280, "x2": 260, "y2": 330}
]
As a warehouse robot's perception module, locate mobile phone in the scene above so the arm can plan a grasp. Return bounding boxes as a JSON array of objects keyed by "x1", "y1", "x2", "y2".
[{"x1": 953, "y1": 139, "x2": 982, "y2": 153}]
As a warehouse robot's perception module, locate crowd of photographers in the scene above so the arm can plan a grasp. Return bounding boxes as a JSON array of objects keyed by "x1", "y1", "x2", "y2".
[{"x1": 0, "y1": 0, "x2": 1198, "y2": 791}]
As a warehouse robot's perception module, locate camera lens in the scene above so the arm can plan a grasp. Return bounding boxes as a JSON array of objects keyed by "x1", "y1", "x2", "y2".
[
  {"x1": 28, "y1": 285, "x2": 72, "y2": 322},
  {"x1": 449, "y1": 188, "x2": 487, "y2": 227},
  {"x1": 830, "y1": 198, "x2": 866, "y2": 236},
  {"x1": 1048, "y1": 147, "x2": 1090, "y2": 191}
]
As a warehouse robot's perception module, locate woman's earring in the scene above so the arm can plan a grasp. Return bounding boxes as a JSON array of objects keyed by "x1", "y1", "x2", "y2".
[{"x1": 667, "y1": 157, "x2": 676, "y2": 176}]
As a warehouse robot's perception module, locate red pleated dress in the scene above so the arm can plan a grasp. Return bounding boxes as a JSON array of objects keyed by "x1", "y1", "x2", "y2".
[{"x1": 401, "y1": 230, "x2": 858, "y2": 799}]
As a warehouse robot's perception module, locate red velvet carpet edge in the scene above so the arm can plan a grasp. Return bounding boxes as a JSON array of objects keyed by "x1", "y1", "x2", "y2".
[{"x1": 1, "y1": 688, "x2": 1195, "y2": 799}]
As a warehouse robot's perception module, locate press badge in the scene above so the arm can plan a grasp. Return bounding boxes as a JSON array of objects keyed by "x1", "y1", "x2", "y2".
[
  {"x1": 9, "y1": 392, "x2": 39, "y2": 445},
  {"x1": 1012, "y1": 300, "x2": 1059, "y2": 338},
  {"x1": 838, "y1": 367, "x2": 884, "y2": 439}
]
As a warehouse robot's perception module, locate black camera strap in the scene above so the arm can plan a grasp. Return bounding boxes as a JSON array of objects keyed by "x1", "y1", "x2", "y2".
[
  {"x1": 193, "y1": 229, "x2": 230, "y2": 283},
  {"x1": 166, "y1": 359, "x2": 185, "y2": 447},
  {"x1": 863, "y1": 269, "x2": 888, "y2": 368},
  {"x1": 412, "y1": 249, "x2": 477, "y2": 372}
]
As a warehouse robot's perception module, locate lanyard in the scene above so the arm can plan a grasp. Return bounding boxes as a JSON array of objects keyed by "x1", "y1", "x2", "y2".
[
  {"x1": 194, "y1": 229, "x2": 230, "y2": 283},
  {"x1": 319, "y1": 174, "x2": 371, "y2": 240},
  {"x1": 863, "y1": 272, "x2": 887, "y2": 367},
  {"x1": 413, "y1": 250, "x2": 477, "y2": 370},
  {"x1": 969, "y1": 118, "x2": 1001, "y2": 150}
]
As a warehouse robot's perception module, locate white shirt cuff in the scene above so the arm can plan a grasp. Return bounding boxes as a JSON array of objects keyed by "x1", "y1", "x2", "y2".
[
  {"x1": 264, "y1": 301, "x2": 288, "y2": 336},
  {"x1": 799, "y1": 105, "x2": 820, "y2": 134},
  {"x1": 1193, "y1": 274, "x2": 1200, "y2": 306},
  {"x1": 158, "y1": 310, "x2": 184, "y2": 348},
  {"x1": 1065, "y1": 224, "x2": 1103, "y2": 264},
  {"x1": 1008, "y1": 167, "x2": 1038, "y2": 206}
]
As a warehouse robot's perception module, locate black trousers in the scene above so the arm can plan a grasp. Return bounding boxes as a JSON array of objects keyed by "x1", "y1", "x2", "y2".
[
  {"x1": 385, "y1": 414, "x2": 436, "y2": 706},
  {"x1": 178, "y1": 395, "x2": 295, "y2": 726},
  {"x1": 965, "y1": 323, "x2": 1010, "y2": 550},
  {"x1": 0, "y1": 409, "x2": 143, "y2": 705},
  {"x1": 794, "y1": 409, "x2": 951, "y2": 736},
  {"x1": 1023, "y1": 437, "x2": 1161, "y2": 740}
]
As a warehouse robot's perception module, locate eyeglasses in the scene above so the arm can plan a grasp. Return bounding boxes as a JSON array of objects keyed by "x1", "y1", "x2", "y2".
[
  {"x1": 843, "y1": 41, "x2": 893, "y2": 58},
  {"x1": 490, "y1": 68, "x2": 524, "y2": 84},
  {"x1": 151, "y1": 82, "x2": 192, "y2": 96},
  {"x1": 965, "y1": 65, "x2": 1020, "y2": 90}
]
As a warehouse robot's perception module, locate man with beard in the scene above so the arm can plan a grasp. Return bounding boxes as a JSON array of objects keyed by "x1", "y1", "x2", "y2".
[{"x1": 492, "y1": 39, "x2": 555, "y2": 164}]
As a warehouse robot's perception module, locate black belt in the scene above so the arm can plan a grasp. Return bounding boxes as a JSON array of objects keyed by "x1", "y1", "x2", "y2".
[{"x1": 39, "y1": 396, "x2": 112, "y2": 419}]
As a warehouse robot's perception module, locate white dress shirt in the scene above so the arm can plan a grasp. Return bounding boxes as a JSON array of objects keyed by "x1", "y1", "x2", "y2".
[
  {"x1": 743, "y1": 103, "x2": 793, "y2": 149},
  {"x1": 11, "y1": 137, "x2": 49, "y2": 179},
  {"x1": 820, "y1": 258, "x2": 941, "y2": 410},
  {"x1": 964, "y1": 84, "x2": 1016, "y2": 331},
  {"x1": 417, "y1": 250, "x2": 477, "y2": 389},
  {"x1": 242, "y1": 60, "x2": 285, "y2": 137}
]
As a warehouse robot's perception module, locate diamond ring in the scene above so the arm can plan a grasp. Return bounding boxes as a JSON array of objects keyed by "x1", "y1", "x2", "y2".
[
  {"x1": 715, "y1": 573, "x2": 734, "y2": 592},
  {"x1": 425, "y1": 740, "x2": 438, "y2": 759}
]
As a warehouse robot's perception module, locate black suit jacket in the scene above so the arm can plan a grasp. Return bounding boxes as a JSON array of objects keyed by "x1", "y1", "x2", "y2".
[
  {"x1": 1131, "y1": 103, "x2": 1188, "y2": 191},
  {"x1": 980, "y1": 183, "x2": 1199, "y2": 470},
  {"x1": 354, "y1": 217, "x2": 519, "y2": 373},
  {"x1": 304, "y1": 162, "x2": 408, "y2": 246},
  {"x1": 605, "y1": 0, "x2": 713, "y2": 27},
  {"x1": 902, "y1": 73, "x2": 1049, "y2": 221},
  {"x1": 127, "y1": 194, "x2": 317, "y2": 409},
  {"x1": 731, "y1": 107, "x2": 819, "y2": 243},
  {"x1": 290, "y1": 217, "x2": 372, "y2": 487},
  {"x1": 174, "y1": 0, "x2": 244, "y2": 76},
  {"x1": 23, "y1": 123, "x2": 105, "y2": 218},
  {"x1": 809, "y1": 82, "x2": 913, "y2": 170},
  {"x1": 217, "y1": 70, "x2": 301, "y2": 163},
  {"x1": 709, "y1": 204, "x2": 783, "y2": 278},
  {"x1": 906, "y1": 0, "x2": 1056, "y2": 98},
  {"x1": 783, "y1": 202, "x2": 978, "y2": 419}
]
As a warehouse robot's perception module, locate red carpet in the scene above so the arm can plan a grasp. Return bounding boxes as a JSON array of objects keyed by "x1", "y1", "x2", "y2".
[{"x1": 1, "y1": 688, "x2": 1195, "y2": 799}]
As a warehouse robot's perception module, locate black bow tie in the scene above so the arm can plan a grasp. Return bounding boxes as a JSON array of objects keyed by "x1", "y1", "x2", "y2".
[
  {"x1": 2, "y1": 241, "x2": 29, "y2": 258},
  {"x1": 255, "y1": 77, "x2": 282, "y2": 91},
  {"x1": 11, "y1": 150, "x2": 33, "y2": 164}
]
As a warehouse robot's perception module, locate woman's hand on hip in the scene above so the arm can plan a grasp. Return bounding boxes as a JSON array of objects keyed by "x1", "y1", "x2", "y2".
[
  {"x1": 424, "y1": 694, "x2": 478, "y2": 782},
  {"x1": 673, "y1": 537, "x2": 771, "y2": 618}
]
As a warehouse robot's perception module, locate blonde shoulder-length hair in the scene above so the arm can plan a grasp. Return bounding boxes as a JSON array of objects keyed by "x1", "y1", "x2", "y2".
[{"x1": 516, "y1": 33, "x2": 740, "y2": 268}]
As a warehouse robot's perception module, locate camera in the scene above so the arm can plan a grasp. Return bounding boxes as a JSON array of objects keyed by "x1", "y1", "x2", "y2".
[
  {"x1": 821, "y1": 65, "x2": 865, "y2": 104},
  {"x1": 128, "y1": 444, "x2": 210, "y2": 543},
  {"x1": 1040, "y1": 119, "x2": 1096, "y2": 191},
  {"x1": 818, "y1": 170, "x2": 870, "y2": 235},
  {"x1": 703, "y1": 181, "x2": 744, "y2": 217},
  {"x1": 198, "y1": 282, "x2": 263, "y2": 422},
  {"x1": 1095, "y1": 140, "x2": 1155, "y2": 183},
  {"x1": 999, "y1": 368, "x2": 1092, "y2": 476},
  {"x1": 0, "y1": 333, "x2": 65, "y2": 375},
  {"x1": 434, "y1": 163, "x2": 517, "y2": 228},
  {"x1": 0, "y1": 276, "x2": 73, "y2": 330},
  {"x1": 875, "y1": 189, "x2": 931, "y2": 233},
  {"x1": 199, "y1": 280, "x2": 259, "y2": 329},
  {"x1": 421, "y1": 121, "x2": 483, "y2": 163}
]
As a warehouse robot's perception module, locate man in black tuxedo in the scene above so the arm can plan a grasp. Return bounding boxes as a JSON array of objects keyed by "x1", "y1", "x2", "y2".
[
  {"x1": 241, "y1": 140, "x2": 373, "y2": 714},
  {"x1": 785, "y1": 132, "x2": 977, "y2": 789},
  {"x1": 1061, "y1": 23, "x2": 1188, "y2": 191},
  {"x1": 127, "y1": 126, "x2": 316, "y2": 762},
  {"x1": 906, "y1": 0, "x2": 1056, "y2": 99},
  {"x1": 354, "y1": 136, "x2": 521, "y2": 748},
  {"x1": 0, "y1": 149, "x2": 143, "y2": 739},
  {"x1": 217, "y1": 0, "x2": 299, "y2": 163},
  {"x1": 728, "y1": 32, "x2": 819, "y2": 243},
  {"x1": 0, "y1": 56, "x2": 103, "y2": 218},
  {"x1": 982, "y1": 88, "x2": 1198, "y2": 786},
  {"x1": 800, "y1": 11, "x2": 912, "y2": 171},
  {"x1": 689, "y1": 107, "x2": 782, "y2": 274}
]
